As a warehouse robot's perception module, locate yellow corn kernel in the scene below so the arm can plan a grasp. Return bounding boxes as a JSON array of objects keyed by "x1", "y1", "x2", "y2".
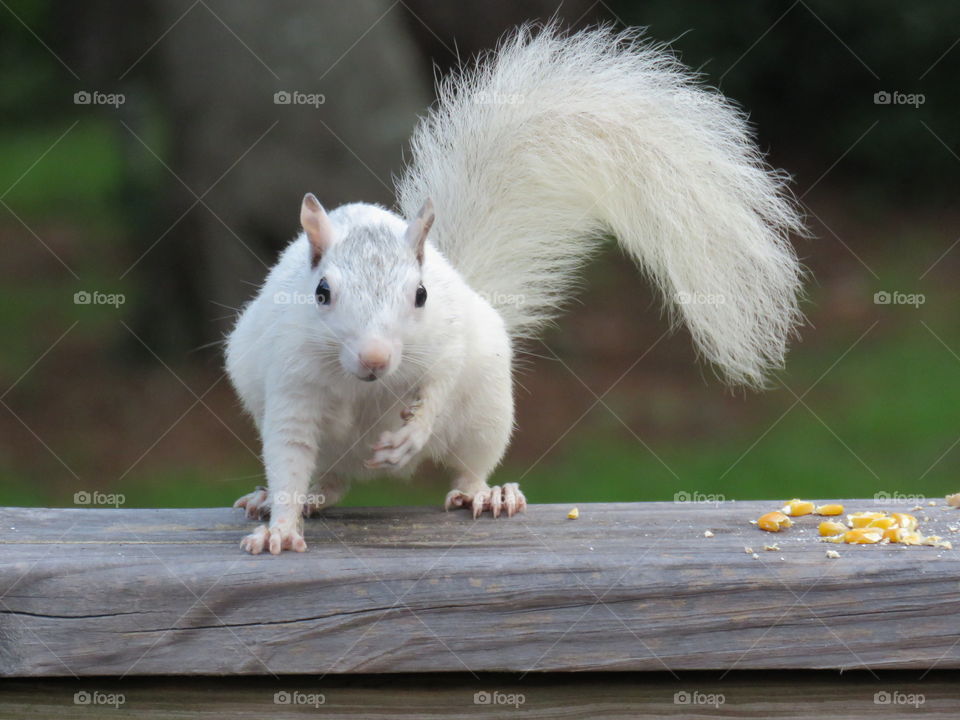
[
  {"x1": 781, "y1": 499, "x2": 815, "y2": 516},
  {"x1": 890, "y1": 513, "x2": 918, "y2": 531},
  {"x1": 819, "y1": 520, "x2": 847, "y2": 537},
  {"x1": 866, "y1": 516, "x2": 898, "y2": 530},
  {"x1": 567, "y1": 507, "x2": 579, "y2": 520},
  {"x1": 847, "y1": 511, "x2": 886, "y2": 528},
  {"x1": 815, "y1": 503, "x2": 844, "y2": 516},
  {"x1": 885, "y1": 528, "x2": 923, "y2": 545},
  {"x1": 843, "y1": 528, "x2": 884, "y2": 544},
  {"x1": 758, "y1": 511, "x2": 793, "y2": 532}
]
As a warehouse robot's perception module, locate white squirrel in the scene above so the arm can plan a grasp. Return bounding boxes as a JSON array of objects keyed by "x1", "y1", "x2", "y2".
[{"x1": 226, "y1": 25, "x2": 804, "y2": 554}]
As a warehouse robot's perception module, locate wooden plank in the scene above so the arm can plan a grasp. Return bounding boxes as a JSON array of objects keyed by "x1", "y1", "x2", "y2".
[
  {"x1": 0, "y1": 500, "x2": 958, "y2": 677},
  {"x1": 0, "y1": 673, "x2": 956, "y2": 719}
]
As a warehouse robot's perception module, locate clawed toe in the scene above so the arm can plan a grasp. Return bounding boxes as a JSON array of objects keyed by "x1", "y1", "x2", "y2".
[
  {"x1": 365, "y1": 424, "x2": 428, "y2": 470},
  {"x1": 444, "y1": 489, "x2": 469, "y2": 510},
  {"x1": 240, "y1": 523, "x2": 307, "y2": 555},
  {"x1": 234, "y1": 486, "x2": 270, "y2": 520},
  {"x1": 444, "y1": 483, "x2": 526, "y2": 518}
]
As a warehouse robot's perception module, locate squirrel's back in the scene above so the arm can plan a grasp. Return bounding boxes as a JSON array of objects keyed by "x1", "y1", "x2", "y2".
[{"x1": 396, "y1": 24, "x2": 804, "y2": 387}]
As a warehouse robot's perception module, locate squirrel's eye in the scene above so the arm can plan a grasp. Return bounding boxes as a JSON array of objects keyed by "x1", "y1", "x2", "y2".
[
  {"x1": 316, "y1": 277, "x2": 331, "y2": 305},
  {"x1": 415, "y1": 283, "x2": 427, "y2": 308}
]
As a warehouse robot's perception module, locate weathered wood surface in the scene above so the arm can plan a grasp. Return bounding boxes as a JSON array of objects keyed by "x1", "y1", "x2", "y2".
[
  {"x1": 0, "y1": 672, "x2": 957, "y2": 719},
  {"x1": 0, "y1": 500, "x2": 958, "y2": 677}
]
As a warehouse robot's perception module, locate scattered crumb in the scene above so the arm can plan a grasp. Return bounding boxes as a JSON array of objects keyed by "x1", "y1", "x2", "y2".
[
  {"x1": 946, "y1": 493, "x2": 960, "y2": 508},
  {"x1": 948, "y1": 526, "x2": 958, "y2": 534},
  {"x1": 744, "y1": 546, "x2": 754, "y2": 554},
  {"x1": 567, "y1": 507, "x2": 579, "y2": 520},
  {"x1": 703, "y1": 530, "x2": 715, "y2": 538},
  {"x1": 751, "y1": 553, "x2": 759, "y2": 559},
  {"x1": 763, "y1": 544, "x2": 781, "y2": 551},
  {"x1": 928, "y1": 500, "x2": 937, "y2": 507},
  {"x1": 912, "y1": 505, "x2": 923, "y2": 511},
  {"x1": 826, "y1": 550, "x2": 841, "y2": 559},
  {"x1": 749, "y1": 520, "x2": 758, "y2": 525}
]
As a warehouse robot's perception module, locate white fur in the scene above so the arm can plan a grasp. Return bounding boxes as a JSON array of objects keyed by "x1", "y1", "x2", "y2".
[
  {"x1": 226, "y1": 25, "x2": 804, "y2": 553},
  {"x1": 397, "y1": 24, "x2": 804, "y2": 387},
  {"x1": 227, "y1": 203, "x2": 513, "y2": 553}
]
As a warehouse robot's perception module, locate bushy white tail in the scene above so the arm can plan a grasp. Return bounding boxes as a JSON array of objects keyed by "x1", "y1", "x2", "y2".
[{"x1": 396, "y1": 24, "x2": 804, "y2": 387}]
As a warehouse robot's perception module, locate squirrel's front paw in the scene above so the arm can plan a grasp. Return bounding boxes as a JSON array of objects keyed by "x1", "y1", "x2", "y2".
[
  {"x1": 445, "y1": 483, "x2": 527, "y2": 519},
  {"x1": 365, "y1": 421, "x2": 430, "y2": 470},
  {"x1": 240, "y1": 520, "x2": 307, "y2": 555}
]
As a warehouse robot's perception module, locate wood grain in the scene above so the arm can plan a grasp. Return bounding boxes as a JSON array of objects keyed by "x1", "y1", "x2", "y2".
[{"x1": 0, "y1": 500, "x2": 958, "y2": 677}]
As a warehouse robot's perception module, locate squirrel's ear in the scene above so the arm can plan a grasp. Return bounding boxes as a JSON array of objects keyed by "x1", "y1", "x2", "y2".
[
  {"x1": 300, "y1": 193, "x2": 334, "y2": 267},
  {"x1": 405, "y1": 198, "x2": 434, "y2": 264}
]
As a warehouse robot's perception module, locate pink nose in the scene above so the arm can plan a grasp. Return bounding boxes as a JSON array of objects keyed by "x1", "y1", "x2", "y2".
[{"x1": 358, "y1": 342, "x2": 392, "y2": 374}]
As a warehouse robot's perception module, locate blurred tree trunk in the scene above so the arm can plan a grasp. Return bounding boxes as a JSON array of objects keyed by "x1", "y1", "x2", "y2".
[
  {"x1": 135, "y1": 0, "x2": 430, "y2": 355},
  {"x1": 66, "y1": 0, "x2": 608, "y2": 359}
]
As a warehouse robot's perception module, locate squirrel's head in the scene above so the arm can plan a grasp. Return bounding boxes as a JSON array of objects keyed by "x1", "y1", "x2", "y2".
[{"x1": 298, "y1": 193, "x2": 434, "y2": 382}]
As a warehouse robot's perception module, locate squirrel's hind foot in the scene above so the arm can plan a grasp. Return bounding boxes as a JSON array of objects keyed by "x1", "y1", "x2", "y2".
[
  {"x1": 233, "y1": 486, "x2": 270, "y2": 519},
  {"x1": 445, "y1": 483, "x2": 526, "y2": 519}
]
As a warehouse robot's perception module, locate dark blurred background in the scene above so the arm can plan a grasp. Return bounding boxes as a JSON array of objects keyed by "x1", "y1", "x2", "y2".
[{"x1": 1, "y1": 0, "x2": 958, "y2": 509}]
